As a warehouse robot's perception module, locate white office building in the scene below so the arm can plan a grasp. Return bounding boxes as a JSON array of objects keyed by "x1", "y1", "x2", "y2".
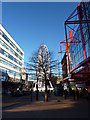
[{"x1": 0, "y1": 24, "x2": 24, "y2": 82}]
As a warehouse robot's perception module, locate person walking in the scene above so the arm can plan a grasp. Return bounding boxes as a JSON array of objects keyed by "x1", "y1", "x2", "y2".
[
  {"x1": 30, "y1": 82, "x2": 33, "y2": 102},
  {"x1": 64, "y1": 90, "x2": 68, "y2": 99},
  {"x1": 72, "y1": 90, "x2": 75, "y2": 100},
  {"x1": 76, "y1": 88, "x2": 79, "y2": 100}
]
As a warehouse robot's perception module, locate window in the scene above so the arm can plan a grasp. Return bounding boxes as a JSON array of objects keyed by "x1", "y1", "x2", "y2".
[
  {"x1": 16, "y1": 48, "x2": 19, "y2": 52},
  {"x1": 0, "y1": 48, "x2": 4, "y2": 55},
  {"x1": 4, "y1": 51, "x2": 8, "y2": 57},
  {"x1": 20, "y1": 51, "x2": 23, "y2": 56},
  {"x1": 0, "y1": 31, "x2": 2, "y2": 35},
  {"x1": 2, "y1": 33, "x2": 9, "y2": 43},
  {"x1": 19, "y1": 56, "x2": 22, "y2": 61},
  {"x1": 15, "y1": 52, "x2": 18, "y2": 57},
  {"x1": 8, "y1": 54, "x2": 13, "y2": 60},
  {"x1": 19, "y1": 62, "x2": 22, "y2": 66}
]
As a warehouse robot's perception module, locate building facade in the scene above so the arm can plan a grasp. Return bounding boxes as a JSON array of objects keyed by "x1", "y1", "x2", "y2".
[
  {"x1": 67, "y1": 2, "x2": 90, "y2": 82},
  {"x1": 61, "y1": 52, "x2": 68, "y2": 79},
  {"x1": 0, "y1": 24, "x2": 24, "y2": 82},
  {"x1": 60, "y1": 2, "x2": 90, "y2": 91}
]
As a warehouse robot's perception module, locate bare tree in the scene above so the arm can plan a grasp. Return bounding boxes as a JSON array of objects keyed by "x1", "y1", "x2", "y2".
[{"x1": 27, "y1": 45, "x2": 58, "y2": 102}]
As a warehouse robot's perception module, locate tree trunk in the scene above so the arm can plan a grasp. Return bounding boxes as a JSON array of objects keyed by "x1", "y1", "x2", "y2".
[
  {"x1": 45, "y1": 72, "x2": 48, "y2": 102},
  {"x1": 45, "y1": 90, "x2": 48, "y2": 102},
  {"x1": 36, "y1": 84, "x2": 38, "y2": 101},
  {"x1": 36, "y1": 77, "x2": 38, "y2": 101}
]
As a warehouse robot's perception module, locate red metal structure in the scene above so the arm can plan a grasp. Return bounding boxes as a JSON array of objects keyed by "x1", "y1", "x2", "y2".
[{"x1": 61, "y1": 2, "x2": 90, "y2": 84}]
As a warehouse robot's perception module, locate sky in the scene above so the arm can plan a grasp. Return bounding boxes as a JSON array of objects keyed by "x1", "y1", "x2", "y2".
[{"x1": 2, "y1": 2, "x2": 79, "y2": 68}]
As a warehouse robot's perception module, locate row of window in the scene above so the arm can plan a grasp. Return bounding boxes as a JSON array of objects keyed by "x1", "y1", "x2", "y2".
[
  {"x1": 0, "y1": 30, "x2": 23, "y2": 56},
  {"x1": 0, "y1": 68, "x2": 21, "y2": 77},
  {"x1": 69, "y1": 21, "x2": 90, "y2": 70},
  {"x1": 70, "y1": 41, "x2": 90, "y2": 69},
  {"x1": 71, "y1": 55, "x2": 84, "y2": 68},
  {"x1": 0, "y1": 57, "x2": 22, "y2": 72},
  {"x1": 81, "y1": 2, "x2": 90, "y2": 21},
  {"x1": 0, "y1": 47, "x2": 22, "y2": 66},
  {"x1": 0, "y1": 38, "x2": 22, "y2": 61}
]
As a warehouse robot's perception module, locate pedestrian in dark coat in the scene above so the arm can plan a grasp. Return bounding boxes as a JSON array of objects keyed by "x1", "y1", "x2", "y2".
[
  {"x1": 73, "y1": 90, "x2": 75, "y2": 100},
  {"x1": 64, "y1": 90, "x2": 68, "y2": 99},
  {"x1": 76, "y1": 89, "x2": 79, "y2": 100}
]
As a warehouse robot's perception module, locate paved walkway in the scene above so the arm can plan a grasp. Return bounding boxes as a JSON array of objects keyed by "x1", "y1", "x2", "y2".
[
  {"x1": 2, "y1": 93, "x2": 89, "y2": 118},
  {"x1": 2, "y1": 92, "x2": 65, "y2": 108}
]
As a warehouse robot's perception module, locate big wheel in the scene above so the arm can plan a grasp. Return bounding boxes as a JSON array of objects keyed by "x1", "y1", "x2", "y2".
[{"x1": 37, "y1": 44, "x2": 49, "y2": 80}]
